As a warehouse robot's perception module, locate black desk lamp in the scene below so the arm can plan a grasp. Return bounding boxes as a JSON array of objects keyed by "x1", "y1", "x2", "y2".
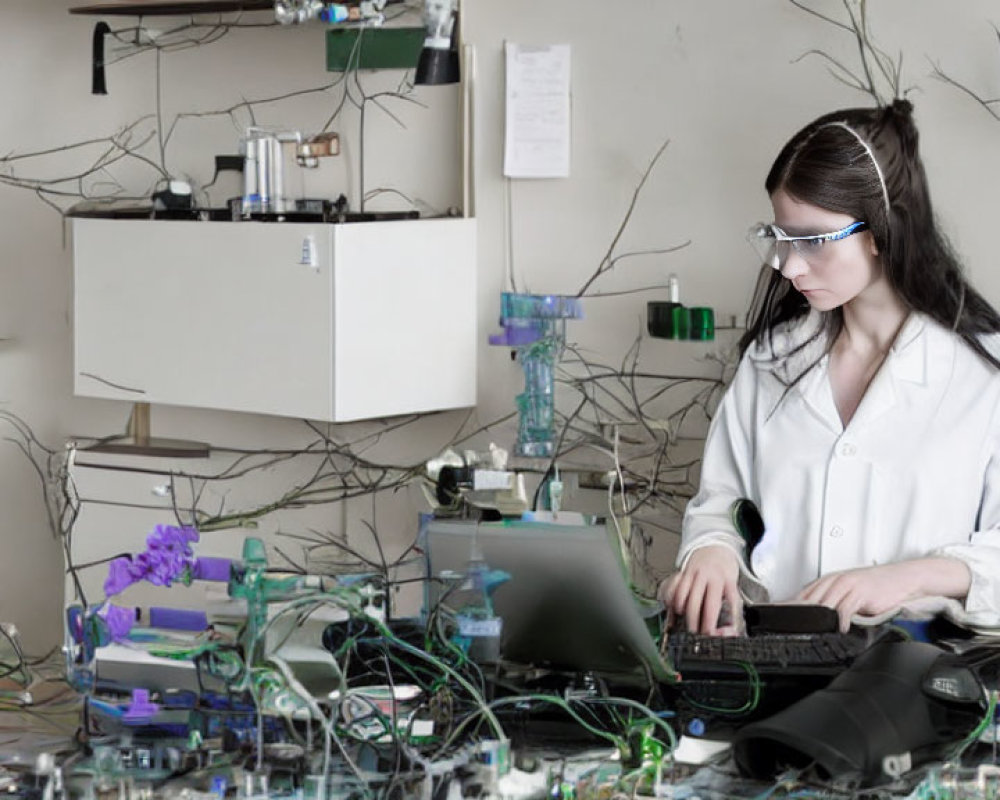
[{"x1": 415, "y1": 0, "x2": 459, "y2": 85}]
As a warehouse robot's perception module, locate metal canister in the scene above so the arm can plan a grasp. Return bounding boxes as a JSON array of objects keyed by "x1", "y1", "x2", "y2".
[{"x1": 242, "y1": 128, "x2": 283, "y2": 215}]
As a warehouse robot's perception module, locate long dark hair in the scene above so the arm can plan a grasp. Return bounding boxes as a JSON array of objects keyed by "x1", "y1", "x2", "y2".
[{"x1": 739, "y1": 99, "x2": 1000, "y2": 373}]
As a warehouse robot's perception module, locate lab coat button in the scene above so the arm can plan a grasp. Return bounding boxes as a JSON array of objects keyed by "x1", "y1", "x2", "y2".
[
  {"x1": 829, "y1": 525, "x2": 844, "y2": 538},
  {"x1": 839, "y1": 442, "x2": 857, "y2": 457}
]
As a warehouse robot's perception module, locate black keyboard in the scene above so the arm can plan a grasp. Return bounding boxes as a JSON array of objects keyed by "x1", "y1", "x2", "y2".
[{"x1": 667, "y1": 629, "x2": 878, "y2": 676}]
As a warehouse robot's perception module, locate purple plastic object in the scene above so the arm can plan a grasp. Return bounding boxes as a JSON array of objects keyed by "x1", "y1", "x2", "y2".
[
  {"x1": 191, "y1": 557, "x2": 233, "y2": 582},
  {"x1": 149, "y1": 607, "x2": 209, "y2": 632},
  {"x1": 123, "y1": 688, "x2": 159, "y2": 723},
  {"x1": 488, "y1": 325, "x2": 544, "y2": 347}
]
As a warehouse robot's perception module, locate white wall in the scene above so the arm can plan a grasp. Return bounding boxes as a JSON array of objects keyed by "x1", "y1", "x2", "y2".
[{"x1": 0, "y1": 0, "x2": 997, "y2": 652}]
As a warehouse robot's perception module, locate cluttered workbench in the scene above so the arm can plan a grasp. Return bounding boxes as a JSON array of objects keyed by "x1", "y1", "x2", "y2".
[
  {"x1": 4, "y1": 507, "x2": 1000, "y2": 800},
  {"x1": 2, "y1": 641, "x2": 1000, "y2": 800}
]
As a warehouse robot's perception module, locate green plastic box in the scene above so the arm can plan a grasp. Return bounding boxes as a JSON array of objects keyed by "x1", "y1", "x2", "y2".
[{"x1": 326, "y1": 26, "x2": 426, "y2": 71}]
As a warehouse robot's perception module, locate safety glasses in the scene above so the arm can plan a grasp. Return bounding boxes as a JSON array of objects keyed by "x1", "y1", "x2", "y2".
[{"x1": 747, "y1": 220, "x2": 868, "y2": 271}]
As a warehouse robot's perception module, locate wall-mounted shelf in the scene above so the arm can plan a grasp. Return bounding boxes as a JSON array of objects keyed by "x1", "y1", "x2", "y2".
[
  {"x1": 73, "y1": 217, "x2": 477, "y2": 422},
  {"x1": 70, "y1": 1, "x2": 271, "y2": 15}
]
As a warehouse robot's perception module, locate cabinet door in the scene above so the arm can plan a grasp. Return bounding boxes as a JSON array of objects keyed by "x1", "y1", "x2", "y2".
[
  {"x1": 332, "y1": 218, "x2": 477, "y2": 420},
  {"x1": 74, "y1": 219, "x2": 336, "y2": 420}
]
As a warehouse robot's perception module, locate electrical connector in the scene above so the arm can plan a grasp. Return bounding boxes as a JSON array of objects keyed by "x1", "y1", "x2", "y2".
[
  {"x1": 473, "y1": 469, "x2": 513, "y2": 491},
  {"x1": 549, "y1": 467, "x2": 564, "y2": 516}
]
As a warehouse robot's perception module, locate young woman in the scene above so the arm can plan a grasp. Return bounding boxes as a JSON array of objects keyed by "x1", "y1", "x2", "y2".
[{"x1": 661, "y1": 99, "x2": 1000, "y2": 635}]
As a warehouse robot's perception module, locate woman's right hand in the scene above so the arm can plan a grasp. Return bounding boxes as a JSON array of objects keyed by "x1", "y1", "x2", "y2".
[{"x1": 657, "y1": 545, "x2": 743, "y2": 635}]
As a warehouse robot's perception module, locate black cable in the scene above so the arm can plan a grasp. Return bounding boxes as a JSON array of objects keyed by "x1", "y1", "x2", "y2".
[
  {"x1": 530, "y1": 464, "x2": 555, "y2": 511},
  {"x1": 0, "y1": 626, "x2": 29, "y2": 685}
]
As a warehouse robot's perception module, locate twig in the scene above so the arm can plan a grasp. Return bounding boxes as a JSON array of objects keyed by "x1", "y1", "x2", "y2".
[{"x1": 576, "y1": 138, "x2": 673, "y2": 297}]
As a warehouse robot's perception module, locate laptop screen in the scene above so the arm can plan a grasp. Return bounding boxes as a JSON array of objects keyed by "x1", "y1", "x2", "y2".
[{"x1": 422, "y1": 518, "x2": 674, "y2": 682}]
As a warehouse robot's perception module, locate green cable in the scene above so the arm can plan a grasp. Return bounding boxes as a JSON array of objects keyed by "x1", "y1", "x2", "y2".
[
  {"x1": 581, "y1": 695, "x2": 678, "y2": 752},
  {"x1": 949, "y1": 688, "x2": 997, "y2": 763},
  {"x1": 680, "y1": 660, "x2": 761, "y2": 715}
]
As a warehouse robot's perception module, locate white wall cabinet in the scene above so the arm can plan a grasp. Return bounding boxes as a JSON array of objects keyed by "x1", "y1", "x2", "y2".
[{"x1": 73, "y1": 217, "x2": 477, "y2": 421}]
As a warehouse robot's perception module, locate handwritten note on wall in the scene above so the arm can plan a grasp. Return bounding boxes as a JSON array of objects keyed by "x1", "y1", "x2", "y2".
[{"x1": 503, "y1": 42, "x2": 572, "y2": 179}]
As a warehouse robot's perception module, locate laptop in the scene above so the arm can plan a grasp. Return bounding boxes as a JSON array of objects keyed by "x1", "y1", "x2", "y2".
[{"x1": 421, "y1": 518, "x2": 675, "y2": 682}]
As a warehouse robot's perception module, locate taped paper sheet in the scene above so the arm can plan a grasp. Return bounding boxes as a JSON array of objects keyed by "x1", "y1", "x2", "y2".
[{"x1": 503, "y1": 42, "x2": 571, "y2": 178}]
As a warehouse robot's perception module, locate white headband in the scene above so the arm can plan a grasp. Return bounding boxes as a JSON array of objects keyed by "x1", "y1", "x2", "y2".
[{"x1": 819, "y1": 121, "x2": 891, "y2": 216}]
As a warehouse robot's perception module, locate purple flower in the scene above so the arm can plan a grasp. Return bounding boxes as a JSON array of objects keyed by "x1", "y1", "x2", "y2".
[
  {"x1": 104, "y1": 557, "x2": 140, "y2": 596},
  {"x1": 95, "y1": 525, "x2": 201, "y2": 644},
  {"x1": 146, "y1": 524, "x2": 198, "y2": 556},
  {"x1": 99, "y1": 603, "x2": 136, "y2": 642},
  {"x1": 102, "y1": 525, "x2": 200, "y2": 595}
]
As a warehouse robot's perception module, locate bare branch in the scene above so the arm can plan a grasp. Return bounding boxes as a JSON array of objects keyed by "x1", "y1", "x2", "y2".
[
  {"x1": 930, "y1": 59, "x2": 1000, "y2": 122},
  {"x1": 789, "y1": 0, "x2": 903, "y2": 104},
  {"x1": 576, "y1": 137, "x2": 672, "y2": 297}
]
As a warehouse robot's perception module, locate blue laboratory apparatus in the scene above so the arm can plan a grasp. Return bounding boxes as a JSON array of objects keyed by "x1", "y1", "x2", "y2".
[{"x1": 489, "y1": 292, "x2": 583, "y2": 458}]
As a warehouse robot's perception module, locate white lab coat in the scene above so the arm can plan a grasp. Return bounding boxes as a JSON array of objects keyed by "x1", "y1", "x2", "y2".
[{"x1": 678, "y1": 310, "x2": 1000, "y2": 626}]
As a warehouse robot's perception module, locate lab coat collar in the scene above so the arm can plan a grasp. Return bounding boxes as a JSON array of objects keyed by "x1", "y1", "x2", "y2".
[
  {"x1": 752, "y1": 310, "x2": 933, "y2": 434},
  {"x1": 810, "y1": 311, "x2": 939, "y2": 432},
  {"x1": 747, "y1": 309, "x2": 827, "y2": 377},
  {"x1": 796, "y1": 354, "x2": 841, "y2": 433},
  {"x1": 846, "y1": 312, "x2": 948, "y2": 430},
  {"x1": 748, "y1": 310, "x2": 839, "y2": 432},
  {"x1": 888, "y1": 311, "x2": 928, "y2": 385},
  {"x1": 748, "y1": 309, "x2": 928, "y2": 368}
]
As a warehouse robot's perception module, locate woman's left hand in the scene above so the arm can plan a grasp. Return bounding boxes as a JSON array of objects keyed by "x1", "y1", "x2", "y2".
[{"x1": 796, "y1": 557, "x2": 971, "y2": 633}]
